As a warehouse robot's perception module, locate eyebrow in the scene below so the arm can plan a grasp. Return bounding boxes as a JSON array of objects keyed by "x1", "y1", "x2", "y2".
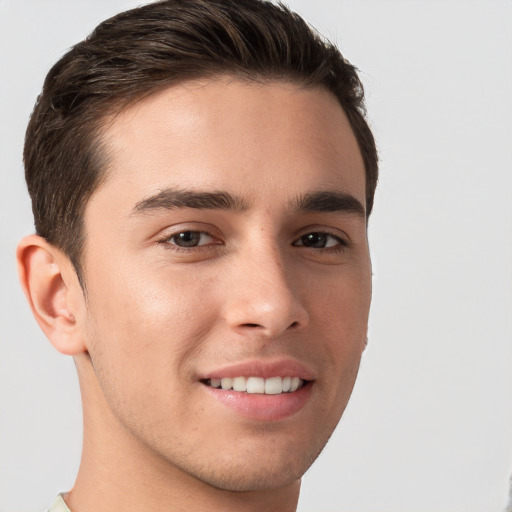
[
  {"x1": 133, "y1": 188, "x2": 249, "y2": 214},
  {"x1": 132, "y1": 187, "x2": 365, "y2": 218},
  {"x1": 292, "y1": 191, "x2": 366, "y2": 217}
]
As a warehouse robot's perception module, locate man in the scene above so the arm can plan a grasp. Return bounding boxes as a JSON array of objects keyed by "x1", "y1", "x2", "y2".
[{"x1": 16, "y1": 0, "x2": 378, "y2": 510}]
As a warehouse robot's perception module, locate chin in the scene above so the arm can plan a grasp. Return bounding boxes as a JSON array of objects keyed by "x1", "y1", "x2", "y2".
[
  {"x1": 177, "y1": 434, "x2": 328, "y2": 493},
  {"x1": 197, "y1": 461, "x2": 304, "y2": 492}
]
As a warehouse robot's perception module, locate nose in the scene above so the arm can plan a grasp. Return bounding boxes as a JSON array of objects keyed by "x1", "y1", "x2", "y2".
[{"x1": 223, "y1": 244, "x2": 309, "y2": 338}]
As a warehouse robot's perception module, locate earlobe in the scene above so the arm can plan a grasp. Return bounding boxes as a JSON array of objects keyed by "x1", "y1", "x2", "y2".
[{"x1": 17, "y1": 235, "x2": 87, "y2": 356}]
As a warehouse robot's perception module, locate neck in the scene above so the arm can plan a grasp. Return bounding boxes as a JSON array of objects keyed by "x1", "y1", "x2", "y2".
[{"x1": 67, "y1": 356, "x2": 301, "y2": 512}]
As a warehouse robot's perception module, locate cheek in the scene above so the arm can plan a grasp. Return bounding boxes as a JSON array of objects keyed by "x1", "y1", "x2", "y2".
[
  {"x1": 313, "y1": 269, "x2": 371, "y2": 400},
  {"x1": 315, "y1": 266, "x2": 371, "y2": 335},
  {"x1": 89, "y1": 257, "x2": 217, "y2": 333},
  {"x1": 81, "y1": 268, "x2": 220, "y2": 437},
  {"x1": 83, "y1": 261, "x2": 219, "y2": 389}
]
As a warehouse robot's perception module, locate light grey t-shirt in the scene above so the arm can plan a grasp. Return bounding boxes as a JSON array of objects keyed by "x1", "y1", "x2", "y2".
[{"x1": 48, "y1": 494, "x2": 71, "y2": 512}]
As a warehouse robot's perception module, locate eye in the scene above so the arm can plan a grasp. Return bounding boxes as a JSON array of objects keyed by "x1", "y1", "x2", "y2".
[
  {"x1": 293, "y1": 232, "x2": 345, "y2": 249},
  {"x1": 165, "y1": 230, "x2": 215, "y2": 248}
]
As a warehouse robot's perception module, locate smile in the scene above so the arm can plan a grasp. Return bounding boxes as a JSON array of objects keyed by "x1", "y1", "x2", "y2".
[
  {"x1": 204, "y1": 376, "x2": 304, "y2": 394},
  {"x1": 199, "y1": 359, "x2": 315, "y2": 420}
]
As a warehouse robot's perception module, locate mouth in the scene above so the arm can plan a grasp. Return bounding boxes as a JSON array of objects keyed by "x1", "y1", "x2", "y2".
[
  {"x1": 199, "y1": 359, "x2": 315, "y2": 421},
  {"x1": 201, "y1": 376, "x2": 307, "y2": 395}
]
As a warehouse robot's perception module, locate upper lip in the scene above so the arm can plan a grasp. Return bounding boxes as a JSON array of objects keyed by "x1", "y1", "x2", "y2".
[{"x1": 199, "y1": 358, "x2": 316, "y2": 381}]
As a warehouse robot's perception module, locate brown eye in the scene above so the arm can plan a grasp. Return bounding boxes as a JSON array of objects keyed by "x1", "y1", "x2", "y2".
[
  {"x1": 168, "y1": 231, "x2": 213, "y2": 247},
  {"x1": 294, "y1": 232, "x2": 344, "y2": 249}
]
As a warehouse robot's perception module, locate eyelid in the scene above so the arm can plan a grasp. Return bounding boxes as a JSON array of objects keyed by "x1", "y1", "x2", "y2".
[
  {"x1": 155, "y1": 223, "x2": 223, "y2": 247},
  {"x1": 293, "y1": 225, "x2": 350, "y2": 243},
  {"x1": 169, "y1": 231, "x2": 214, "y2": 246},
  {"x1": 293, "y1": 232, "x2": 347, "y2": 248}
]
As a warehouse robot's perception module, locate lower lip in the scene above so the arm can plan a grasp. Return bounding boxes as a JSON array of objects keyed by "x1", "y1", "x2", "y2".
[{"x1": 202, "y1": 382, "x2": 313, "y2": 422}]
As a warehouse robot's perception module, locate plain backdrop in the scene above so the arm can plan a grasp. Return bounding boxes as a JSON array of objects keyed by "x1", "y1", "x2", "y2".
[{"x1": 1, "y1": 1, "x2": 511, "y2": 511}]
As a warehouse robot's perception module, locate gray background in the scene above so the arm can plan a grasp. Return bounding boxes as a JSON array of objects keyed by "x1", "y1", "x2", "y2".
[{"x1": 1, "y1": 1, "x2": 511, "y2": 511}]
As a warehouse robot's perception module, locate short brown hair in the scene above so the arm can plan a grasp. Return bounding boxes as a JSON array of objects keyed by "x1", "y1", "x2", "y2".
[{"x1": 24, "y1": 0, "x2": 378, "y2": 284}]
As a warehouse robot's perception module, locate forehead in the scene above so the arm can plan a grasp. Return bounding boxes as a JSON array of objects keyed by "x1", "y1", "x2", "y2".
[{"x1": 93, "y1": 77, "x2": 365, "y2": 215}]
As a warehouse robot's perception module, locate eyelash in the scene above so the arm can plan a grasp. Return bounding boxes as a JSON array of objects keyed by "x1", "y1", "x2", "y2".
[
  {"x1": 158, "y1": 229, "x2": 348, "y2": 253},
  {"x1": 293, "y1": 232, "x2": 347, "y2": 250},
  {"x1": 156, "y1": 231, "x2": 219, "y2": 255}
]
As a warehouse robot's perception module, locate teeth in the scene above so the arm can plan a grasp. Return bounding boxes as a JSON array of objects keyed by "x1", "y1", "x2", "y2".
[
  {"x1": 265, "y1": 376, "x2": 283, "y2": 394},
  {"x1": 290, "y1": 377, "x2": 301, "y2": 392},
  {"x1": 208, "y1": 376, "x2": 304, "y2": 394},
  {"x1": 247, "y1": 376, "x2": 265, "y2": 393},
  {"x1": 220, "y1": 377, "x2": 233, "y2": 390},
  {"x1": 232, "y1": 376, "x2": 247, "y2": 392}
]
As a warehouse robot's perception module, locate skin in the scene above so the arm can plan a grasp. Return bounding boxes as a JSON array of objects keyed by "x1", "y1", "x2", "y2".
[{"x1": 18, "y1": 77, "x2": 372, "y2": 512}]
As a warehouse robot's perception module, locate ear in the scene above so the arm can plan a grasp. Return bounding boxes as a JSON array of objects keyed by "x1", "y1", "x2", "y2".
[{"x1": 17, "y1": 234, "x2": 87, "y2": 355}]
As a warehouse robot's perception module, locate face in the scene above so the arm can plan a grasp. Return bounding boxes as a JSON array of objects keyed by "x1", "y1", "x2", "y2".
[{"x1": 79, "y1": 77, "x2": 372, "y2": 491}]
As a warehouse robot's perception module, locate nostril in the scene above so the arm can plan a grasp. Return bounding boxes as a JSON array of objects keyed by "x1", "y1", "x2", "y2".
[{"x1": 241, "y1": 321, "x2": 300, "y2": 330}]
